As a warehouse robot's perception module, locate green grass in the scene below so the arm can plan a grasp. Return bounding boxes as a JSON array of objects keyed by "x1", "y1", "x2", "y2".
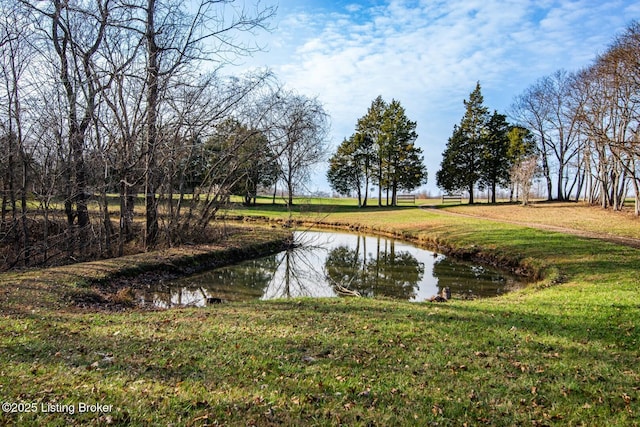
[{"x1": 1, "y1": 201, "x2": 639, "y2": 426}]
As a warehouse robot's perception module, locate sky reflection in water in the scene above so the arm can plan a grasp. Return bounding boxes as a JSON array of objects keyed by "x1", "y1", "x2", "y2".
[{"x1": 136, "y1": 230, "x2": 525, "y2": 308}]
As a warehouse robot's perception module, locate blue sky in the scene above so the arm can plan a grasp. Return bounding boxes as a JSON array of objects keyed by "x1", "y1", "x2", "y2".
[{"x1": 238, "y1": 0, "x2": 638, "y2": 195}]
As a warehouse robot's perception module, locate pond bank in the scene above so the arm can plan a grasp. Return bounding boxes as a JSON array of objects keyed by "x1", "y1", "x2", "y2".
[
  {"x1": 221, "y1": 214, "x2": 548, "y2": 281},
  {"x1": 1, "y1": 211, "x2": 550, "y2": 313},
  {"x1": 0, "y1": 226, "x2": 292, "y2": 312}
]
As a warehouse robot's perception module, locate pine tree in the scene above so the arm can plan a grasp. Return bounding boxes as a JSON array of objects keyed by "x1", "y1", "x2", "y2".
[
  {"x1": 381, "y1": 99, "x2": 426, "y2": 205},
  {"x1": 436, "y1": 82, "x2": 488, "y2": 203},
  {"x1": 480, "y1": 111, "x2": 511, "y2": 203},
  {"x1": 327, "y1": 133, "x2": 374, "y2": 207},
  {"x1": 357, "y1": 96, "x2": 388, "y2": 206},
  {"x1": 330, "y1": 96, "x2": 427, "y2": 206}
]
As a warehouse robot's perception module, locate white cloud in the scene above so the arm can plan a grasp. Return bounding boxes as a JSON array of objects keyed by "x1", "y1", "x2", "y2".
[
  {"x1": 242, "y1": 0, "x2": 636, "y2": 192},
  {"x1": 345, "y1": 3, "x2": 363, "y2": 13}
]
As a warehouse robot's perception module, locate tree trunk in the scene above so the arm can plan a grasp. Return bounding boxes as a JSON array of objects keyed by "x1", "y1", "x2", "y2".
[
  {"x1": 20, "y1": 152, "x2": 29, "y2": 266},
  {"x1": 1, "y1": 180, "x2": 6, "y2": 231},
  {"x1": 287, "y1": 168, "x2": 294, "y2": 206},
  {"x1": 377, "y1": 158, "x2": 382, "y2": 207},
  {"x1": 362, "y1": 172, "x2": 369, "y2": 207},
  {"x1": 101, "y1": 190, "x2": 112, "y2": 257},
  {"x1": 272, "y1": 183, "x2": 277, "y2": 205},
  {"x1": 71, "y1": 130, "x2": 90, "y2": 229},
  {"x1": 633, "y1": 177, "x2": 640, "y2": 217},
  {"x1": 556, "y1": 161, "x2": 565, "y2": 201},
  {"x1": 118, "y1": 183, "x2": 126, "y2": 257},
  {"x1": 144, "y1": 0, "x2": 159, "y2": 249},
  {"x1": 391, "y1": 182, "x2": 397, "y2": 207},
  {"x1": 540, "y1": 147, "x2": 553, "y2": 200}
]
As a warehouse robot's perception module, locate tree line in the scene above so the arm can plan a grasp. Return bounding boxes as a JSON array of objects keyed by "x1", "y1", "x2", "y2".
[
  {"x1": 512, "y1": 22, "x2": 640, "y2": 215},
  {"x1": 0, "y1": 0, "x2": 330, "y2": 269},
  {"x1": 326, "y1": 96, "x2": 428, "y2": 207},
  {"x1": 438, "y1": 21, "x2": 640, "y2": 215}
]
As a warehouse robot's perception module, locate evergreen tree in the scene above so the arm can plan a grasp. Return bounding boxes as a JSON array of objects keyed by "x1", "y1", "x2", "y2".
[
  {"x1": 380, "y1": 99, "x2": 427, "y2": 205},
  {"x1": 357, "y1": 96, "x2": 388, "y2": 206},
  {"x1": 436, "y1": 82, "x2": 488, "y2": 203},
  {"x1": 507, "y1": 126, "x2": 537, "y2": 167},
  {"x1": 352, "y1": 132, "x2": 376, "y2": 207},
  {"x1": 328, "y1": 96, "x2": 429, "y2": 207},
  {"x1": 327, "y1": 137, "x2": 358, "y2": 198},
  {"x1": 480, "y1": 111, "x2": 511, "y2": 203},
  {"x1": 436, "y1": 125, "x2": 475, "y2": 198},
  {"x1": 397, "y1": 143, "x2": 429, "y2": 196},
  {"x1": 205, "y1": 119, "x2": 278, "y2": 206},
  {"x1": 506, "y1": 126, "x2": 537, "y2": 201},
  {"x1": 327, "y1": 133, "x2": 374, "y2": 207}
]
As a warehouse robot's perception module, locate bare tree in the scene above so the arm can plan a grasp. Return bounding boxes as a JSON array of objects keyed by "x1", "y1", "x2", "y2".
[
  {"x1": 98, "y1": 49, "x2": 147, "y2": 255},
  {"x1": 268, "y1": 91, "x2": 329, "y2": 206},
  {"x1": 573, "y1": 22, "x2": 640, "y2": 215},
  {"x1": 157, "y1": 71, "x2": 275, "y2": 243},
  {"x1": 115, "y1": 0, "x2": 275, "y2": 249},
  {"x1": 19, "y1": 0, "x2": 115, "y2": 260},
  {"x1": 511, "y1": 70, "x2": 582, "y2": 201},
  {"x1": 510, "y1": 155, "x2": 539, "y2": 206},
  {"x1": 572, "y1": 66, "x2": 628, "y2": 211},
  {"x1": 0, "y1": 4, "x2": 35, "y2": 265}
]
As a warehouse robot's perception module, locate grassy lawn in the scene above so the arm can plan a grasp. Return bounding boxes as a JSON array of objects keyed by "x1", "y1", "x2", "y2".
[{"x1": 1, "y1": 200, "x2": 638, "y2": 426}]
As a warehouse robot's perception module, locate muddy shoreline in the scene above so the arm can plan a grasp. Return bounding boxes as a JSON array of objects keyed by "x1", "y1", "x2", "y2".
[{"x1": 73, "y1": 232, "x2": 294, "y2": 309}]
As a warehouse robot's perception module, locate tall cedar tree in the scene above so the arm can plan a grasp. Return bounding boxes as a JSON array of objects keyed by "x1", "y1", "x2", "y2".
[
  {"x1": 480, "y1": 111, "x2": 511, "y2": 203},
  {"x1": 327, "y1": 133, "x2": 374, "y2": 207},
  {"x1": 332, "y1": 97, "x2": 427, "y2": 206},
  {"x1": 507, "y1": 126, "x2": 537, "y2": 201},
  {"x1": 436, "y1": 82, "x2": 489, "y2": 203},
  {"x1": 357, "y1": 96, "x2": 387, "y2": 206},
  {"x1": 380, "y1": 100, "x2": 426, "y2": 205}
]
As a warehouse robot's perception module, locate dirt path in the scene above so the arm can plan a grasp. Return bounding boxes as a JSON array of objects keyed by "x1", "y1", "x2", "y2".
[{"x1": 420, "y1": 205, "x2": 640, "y2": 249}]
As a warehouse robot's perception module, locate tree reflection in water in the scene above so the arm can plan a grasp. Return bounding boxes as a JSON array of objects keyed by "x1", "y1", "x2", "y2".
[
  {"x1": 137, "y1": 254, "x2": 279, "y2": 307},
  {"x1": 138, "y1": 231, "x2": 525, "y2": 307},
  {"x1": 261, "y1": 232, "x2": 337, "y2": 299},
  {"x1": 324, "y1": 235, "x2": 424, "y2": 299},
  {"x1": 432, "y1": 258, "x2": 520, "y2": 299}
]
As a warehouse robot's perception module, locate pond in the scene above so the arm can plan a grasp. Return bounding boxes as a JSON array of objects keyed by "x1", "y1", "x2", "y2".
[{"x1": 134, "y1": 230, "x2": 527, "y2": 308}]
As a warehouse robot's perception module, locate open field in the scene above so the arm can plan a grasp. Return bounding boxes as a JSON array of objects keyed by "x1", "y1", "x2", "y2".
[
  {"x1": 0, "y1": 200, "x2": 638, "y2": 425},
  {"x1": 440, "y1": 201, "x2": 640, "y2": 241}
]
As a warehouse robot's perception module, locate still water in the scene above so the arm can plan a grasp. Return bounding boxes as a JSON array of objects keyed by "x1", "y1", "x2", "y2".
[{"x1": 135, "y1": 230, "x2": 526, "y2": 308}]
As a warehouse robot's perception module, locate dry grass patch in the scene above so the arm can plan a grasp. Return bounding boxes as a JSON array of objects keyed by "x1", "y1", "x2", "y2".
[{"x1": 443, "y1": 201, "x2": 640, "y2": 239}]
